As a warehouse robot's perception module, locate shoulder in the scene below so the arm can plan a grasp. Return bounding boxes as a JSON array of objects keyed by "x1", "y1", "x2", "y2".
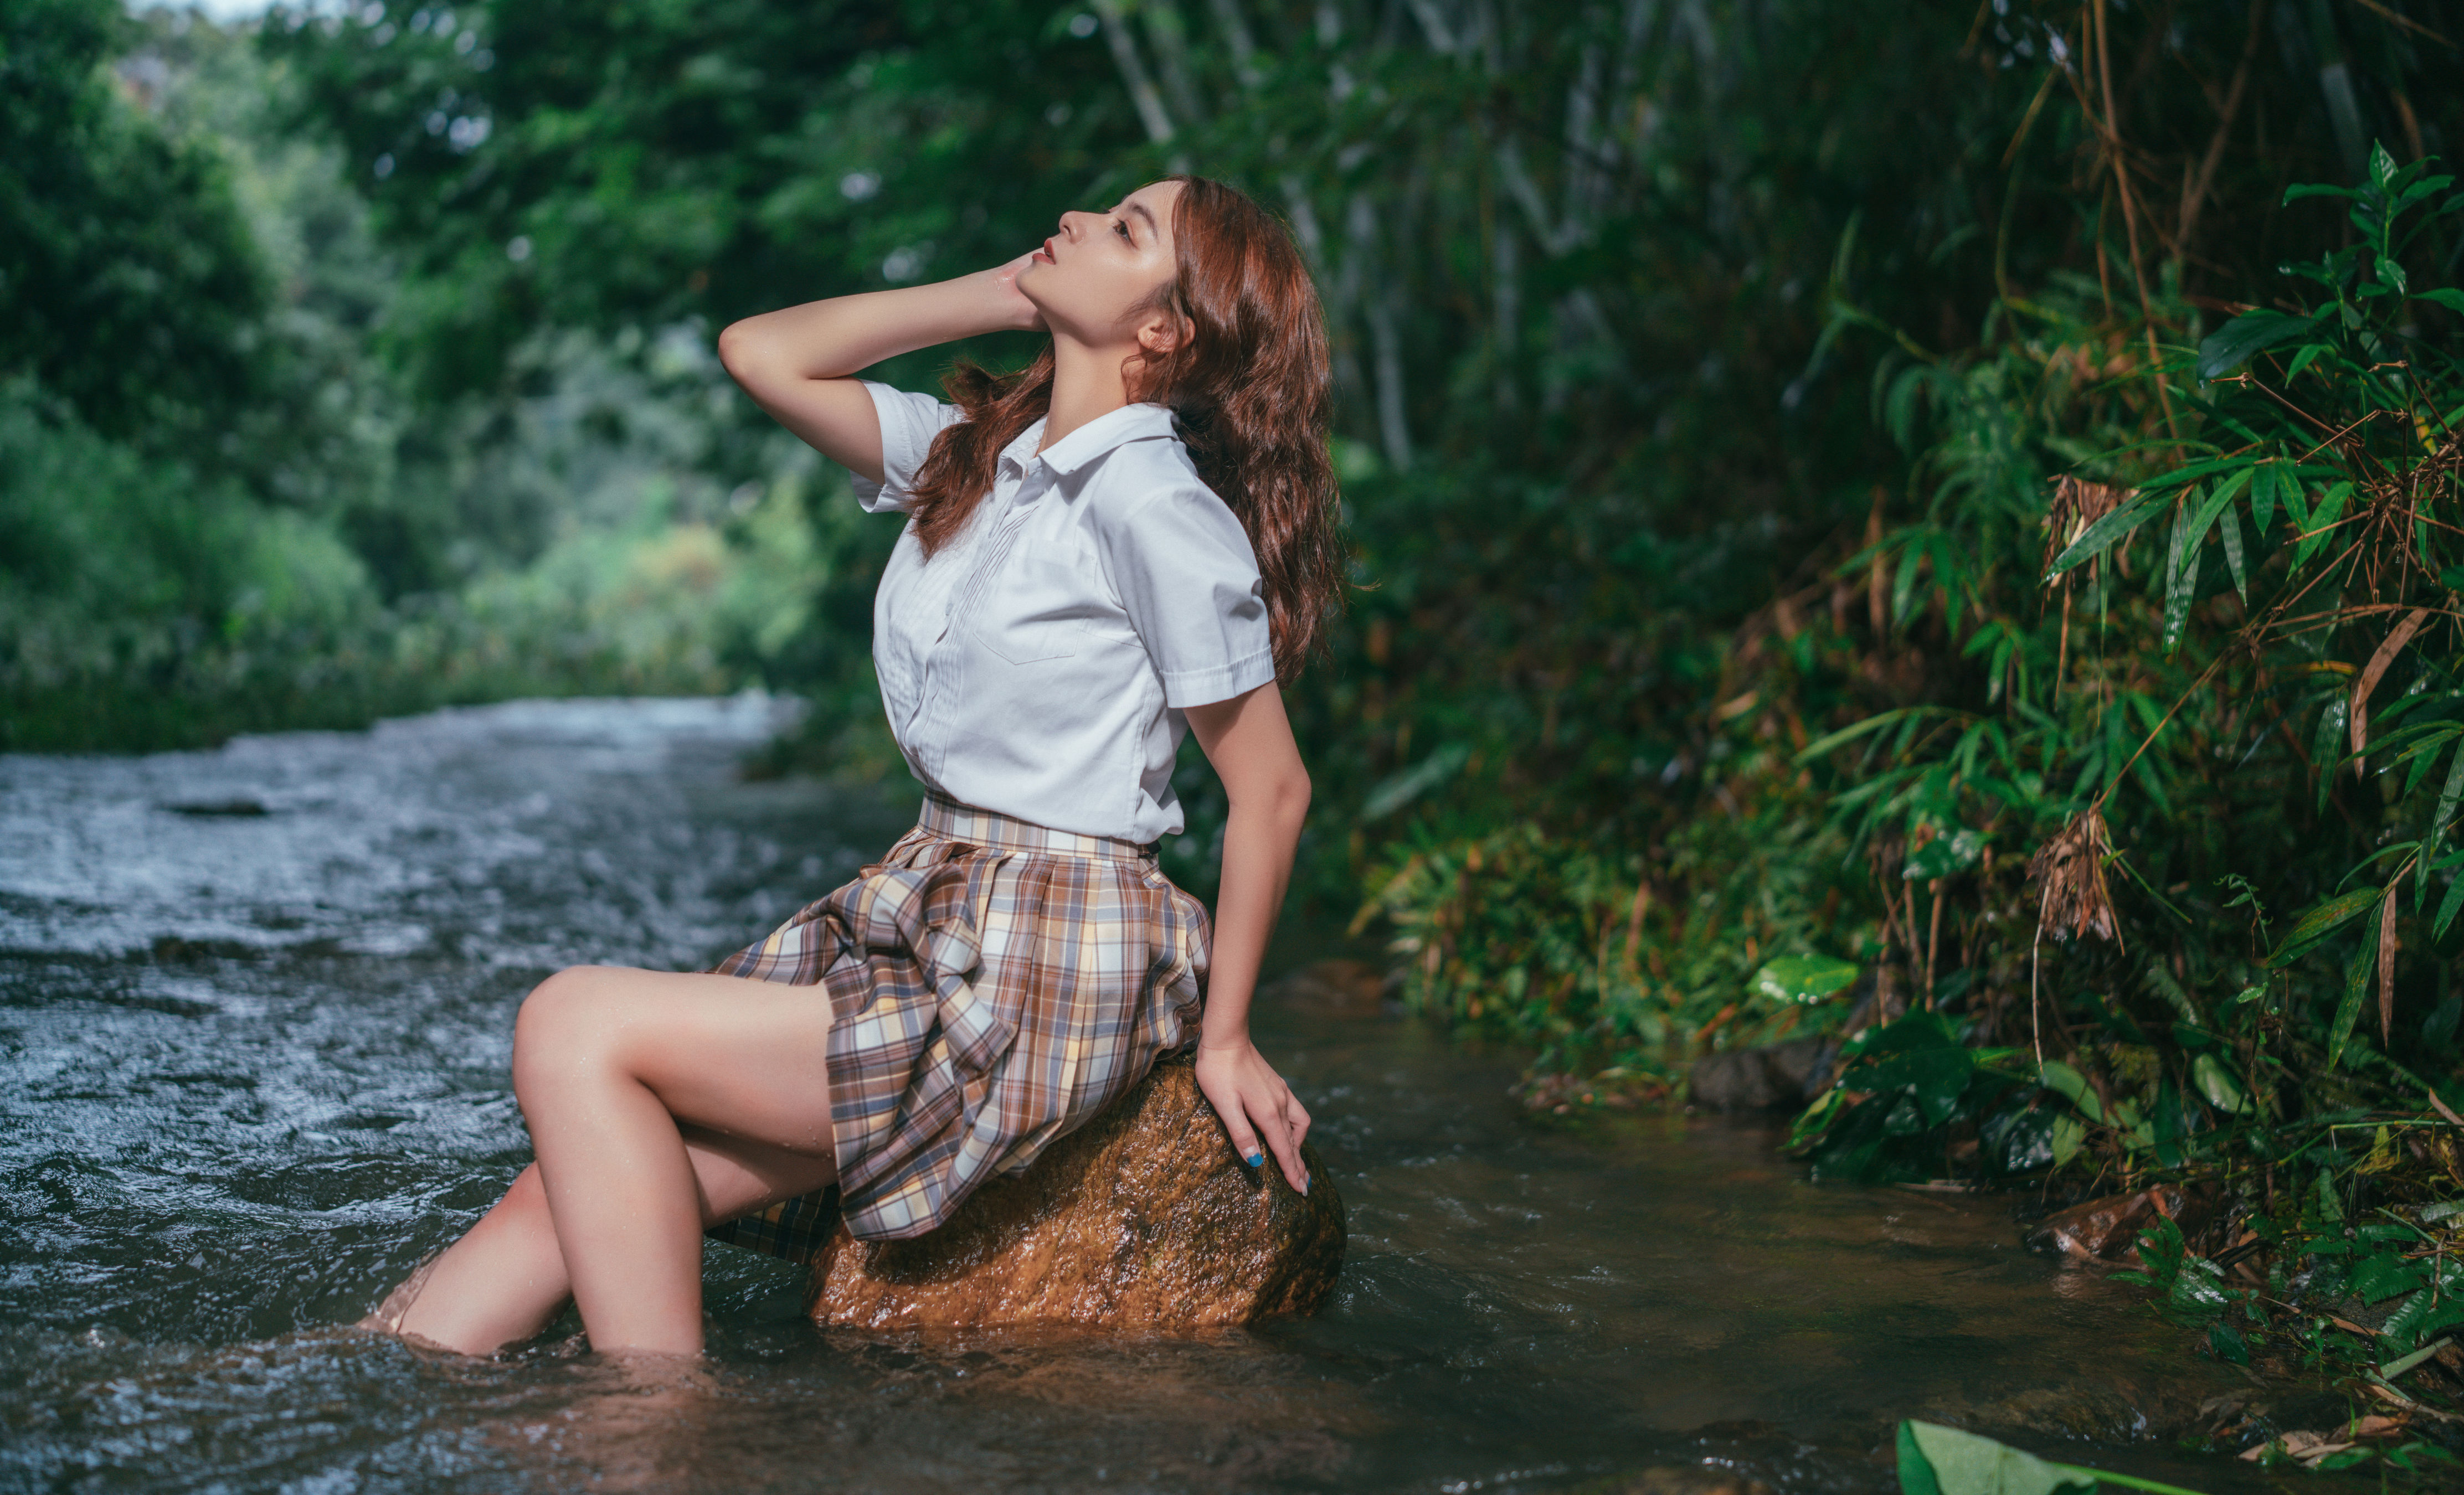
[{"x1": 1078, "y1": 436, "x2": 1244, "y2": 541}]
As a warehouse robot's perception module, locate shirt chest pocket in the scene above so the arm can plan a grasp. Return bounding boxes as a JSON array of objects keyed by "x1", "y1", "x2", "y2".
[{"x1": 975, "y1": 543, "x2": 1100, "y2": 666}]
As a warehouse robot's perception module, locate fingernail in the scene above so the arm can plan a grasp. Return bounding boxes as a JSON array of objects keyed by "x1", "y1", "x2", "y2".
[
  {"x1": 1301, "y1": 1173, "x2": 1311, "y2": 1195},
  {"x1": 1244, "y1": 1151, "x2": 1265, "y2": 1168}
]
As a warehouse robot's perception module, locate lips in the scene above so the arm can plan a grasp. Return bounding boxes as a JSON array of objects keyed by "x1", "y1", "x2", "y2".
[{"x1": 1033, "y1": 236, "x2": 1056, "y2": 264}]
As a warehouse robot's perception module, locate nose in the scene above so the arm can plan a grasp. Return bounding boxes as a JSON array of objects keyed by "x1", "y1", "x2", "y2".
[{"x1": 1057, "y1": 209, "x2": 1094, "y2": 240}]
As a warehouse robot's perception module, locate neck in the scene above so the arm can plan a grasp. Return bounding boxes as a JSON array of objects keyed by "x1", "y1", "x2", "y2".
[{"x1": 1040, "y1": 336, "x2": 1140, "y2": 451}]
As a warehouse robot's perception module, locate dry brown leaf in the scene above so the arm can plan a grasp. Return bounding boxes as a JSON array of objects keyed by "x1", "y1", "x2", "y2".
[
  {"x1": 2028, "y1": 810, "x2": 2122, "y2": 948},
  {"x1": 2351, "y1": 606, "x2": 2432, "y2": 769},
  {"x1": 2043, "y1": 476, "x2": 2134, "y2": 577},
  {"x1": 2241, "y1": 1430, "x2": 2356, "y2": 1465},
  {"x1": 2381, "y1": 881, "x2": 2403, "y2": 1043}
]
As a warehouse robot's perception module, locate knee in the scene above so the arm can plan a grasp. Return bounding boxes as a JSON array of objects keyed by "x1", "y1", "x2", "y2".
[{"x1": 511, "y1": 966, "x2": 623, "y2": 1104}]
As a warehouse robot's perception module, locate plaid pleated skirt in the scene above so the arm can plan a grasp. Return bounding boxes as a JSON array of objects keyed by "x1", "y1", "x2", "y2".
[{"x1": 703, "y1": 792, "x2": 1209, "y2": 1256}]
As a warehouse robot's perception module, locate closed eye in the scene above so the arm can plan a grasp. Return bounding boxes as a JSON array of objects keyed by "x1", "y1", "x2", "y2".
[{"x1": 1114, "y1": 218, "x2": 1133, "y2": 243}]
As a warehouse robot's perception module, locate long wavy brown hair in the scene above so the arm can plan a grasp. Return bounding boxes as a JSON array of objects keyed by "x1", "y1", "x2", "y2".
[{"x1": 904, "y1": 176, "x2": 1345, "y2": 679}]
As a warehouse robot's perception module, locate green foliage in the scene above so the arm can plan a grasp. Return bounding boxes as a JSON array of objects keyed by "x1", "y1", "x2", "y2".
[
  {"x1": 1355, "y1": 736, "x2": 1861, "y2": 1086},
  {"x1": 0, "y1": 0, "x2": 269, "y2": 457},
  {"x1": 1895, "y1": 1420, "x2": 2203, "y2": 1495}
]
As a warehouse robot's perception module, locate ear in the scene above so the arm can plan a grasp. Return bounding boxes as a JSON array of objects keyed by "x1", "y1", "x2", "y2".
[{"x1": 1134, "y1": 303, "x2": 1189, "y2": 356}]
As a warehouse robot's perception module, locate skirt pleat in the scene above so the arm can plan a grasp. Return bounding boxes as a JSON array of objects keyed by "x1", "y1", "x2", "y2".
[{"x1": 704, "y1": 793, "x2": 1208, "y2": 1256}]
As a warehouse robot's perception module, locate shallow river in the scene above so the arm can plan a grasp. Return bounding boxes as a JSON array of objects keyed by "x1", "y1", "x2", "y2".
[{"x1": 0, "y1": 699, "x2": 2311, "y2": 1493}]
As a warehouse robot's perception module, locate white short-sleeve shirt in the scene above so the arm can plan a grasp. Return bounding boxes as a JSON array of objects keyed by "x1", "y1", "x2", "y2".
[{"x1": 851, "y1": 379, "x2": 1276, "y2": 843}]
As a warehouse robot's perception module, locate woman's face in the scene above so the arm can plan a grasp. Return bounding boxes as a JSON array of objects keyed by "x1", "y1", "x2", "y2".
[{"x1": 1016, "y1": 179, "x2": 1184, "y2": 349}]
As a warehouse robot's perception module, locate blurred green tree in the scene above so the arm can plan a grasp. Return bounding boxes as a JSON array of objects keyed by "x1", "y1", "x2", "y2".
[{"x1": 0, "y1": 0, "x2": 269, "y2": 457}]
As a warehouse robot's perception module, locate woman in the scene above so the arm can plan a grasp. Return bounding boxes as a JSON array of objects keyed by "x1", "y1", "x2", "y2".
[{"x1": 368, "y1": 175, "x2": 1343, "y2": 1359}]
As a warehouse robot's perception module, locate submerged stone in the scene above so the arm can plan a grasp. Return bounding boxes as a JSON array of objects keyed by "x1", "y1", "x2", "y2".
[
  {"x1": 1688, "y1": 1035, "x2": 1834, "y2": 1111},
  {"x1": 808, "y1": 1054, "x2": 1345, "y2": 1331},
  {"x1": 2023, "y1": 1183, "x2": 2219, "y2": 1264}
]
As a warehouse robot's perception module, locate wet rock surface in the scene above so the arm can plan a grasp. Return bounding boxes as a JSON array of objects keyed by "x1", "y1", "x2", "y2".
[
  {"x1": 2021, "y1": 1184, "x2": 2219, "y2": 1264},
  {"x1": 1688, "y1": 1035, "x2": 1836, "y2": 1111},
  {"x1": 810, "y1": 1054, "x2": 1345, "y2": 1331}
]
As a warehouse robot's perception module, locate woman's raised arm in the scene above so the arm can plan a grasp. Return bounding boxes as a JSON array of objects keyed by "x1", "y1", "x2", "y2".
[{"x1": 716, "y1": 257, "x2": 1042, "y2": 482}]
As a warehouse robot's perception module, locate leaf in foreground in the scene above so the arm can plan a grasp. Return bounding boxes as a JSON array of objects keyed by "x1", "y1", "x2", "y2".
[
  {"x1": 1750, "y1": 955, "x2": 1861, "y2": 1004},
  {"x1": 1899, "y1": 1421, "x2": 2208, "y2": 1495}
]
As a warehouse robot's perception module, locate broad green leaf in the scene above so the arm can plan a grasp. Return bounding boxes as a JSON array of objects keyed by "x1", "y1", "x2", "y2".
[
  {"x1": 1750, "y1": 955, "x2": 1860, "y2": 1005},
  {"x1": 2271, "y1": 884, "x2": 2381, "y2": 965},
  {"x1": 2043, "y1": 489, "x2": 2166, "y2": 580},
  {"x1": 1899, "y1": 1422, "x2": 1945, "y2": 1495},
  {"x1": 1898, "y1": 1422, "x2": 2098, "y2": 1495},
  {"x1": 2048, "y1": 1112, "x2": 2084, "y2": 1167},
  {"x1": 2420, "y1": 288, "x2": 2464, "y2": 315},
  {"x1": 2195, "y1": 310, "x2": 2318, "y2": 382},
  {"x1": 1860, "y1": 1046, "x2": 1980, "y2": 1125},
  {"x1": 2191, "y1": 1053, "x2": 2248, "y2": 1113},
  {"x1": 2038, "y1": 1060, "x2": 2105, "y2": 1123}
]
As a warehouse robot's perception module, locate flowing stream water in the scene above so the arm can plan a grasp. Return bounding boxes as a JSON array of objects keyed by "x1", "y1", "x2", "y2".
[{"x1": 0, "y1": 699, "x2": 2326, "y2": 1493}]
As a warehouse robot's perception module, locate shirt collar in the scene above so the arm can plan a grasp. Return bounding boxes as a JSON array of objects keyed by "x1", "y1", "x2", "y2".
[{"x1": 1033, "y1": 403, "x2": 1179, "y2": 476}]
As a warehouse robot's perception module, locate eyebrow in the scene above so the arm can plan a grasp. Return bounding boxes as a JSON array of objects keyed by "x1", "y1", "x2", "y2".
[{"x1": 1125, "y1": 200, "x2": 1159, "y2": 239}]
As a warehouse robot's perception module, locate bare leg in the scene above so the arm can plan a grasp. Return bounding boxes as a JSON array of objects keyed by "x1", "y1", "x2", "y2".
[
  {"x1": 376, "y1": 1123, "x2": 836, "y2": 1355},
  {"x1": 375, "y1": 966, "x2": 843, "y2": 1357}
]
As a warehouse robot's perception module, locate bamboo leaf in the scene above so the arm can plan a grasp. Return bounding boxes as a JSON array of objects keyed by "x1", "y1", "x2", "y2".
[
  {"x1": 1797, "y1": 708, "x2": 1935, "y2": 764},
  {"x1": 1892, "y1": 542, "x2": 1925, "y2": 625},
  {"x1": 2437, "y1": 870, "x2": 2464, "y2": 942},
  {"x1": 2294, "y1": 482, "x2": 2353, "y2": 567},
  {"x1": 2330, "y1": 932, "x2": 2377, "y2": 1070},
  {"x1": 2043, "y1": 489, "x2": 2167, "y2": 580},
  {"x1": 2432, "y1": 740, "x2": 2464, "y2": 850},
  {"x1": 2280, "y1": 465, "x2": 2314, "y2": 534},
  {"x1": 2249, "y1": 461, "x2": 2282, "y2": 537},
  {"x1": 2219, "y1": 508, "x2": 2247, "y2": 602},
  {"x1": 2271, "y1": 885, "x2": 2383, "y2": 965},
  {"x1": 2163, "y1": 499, "x2": 2197, "y2": 655},
  {"x1": 2313, "y1": 694, "x2": 2350, "y2": 808},
  {"x1": 2196, "y1": 310, "x2": 2320, "y2": 382}
]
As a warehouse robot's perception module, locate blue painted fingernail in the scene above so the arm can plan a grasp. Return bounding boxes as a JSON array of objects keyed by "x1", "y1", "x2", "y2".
[
  {"x1": 1244, "y1": 1151, "x2": 1265, "y2": 1168},
  {"x1": 1301, "y1": 1173, "x2": 1311, "y2": 1195}
]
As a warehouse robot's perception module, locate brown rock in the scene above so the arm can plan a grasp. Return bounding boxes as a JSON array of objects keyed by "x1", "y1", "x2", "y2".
[
  {"x1": 2023, "y1": 1184, "x2": 2218, "y2": 1264},
  {"x1": 1688, "y1": 1036, "x2": 1835, "y2": 1111},
  {"x1": 807, "y1": 1054, "x2": 1345, "y2": 1331}
]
